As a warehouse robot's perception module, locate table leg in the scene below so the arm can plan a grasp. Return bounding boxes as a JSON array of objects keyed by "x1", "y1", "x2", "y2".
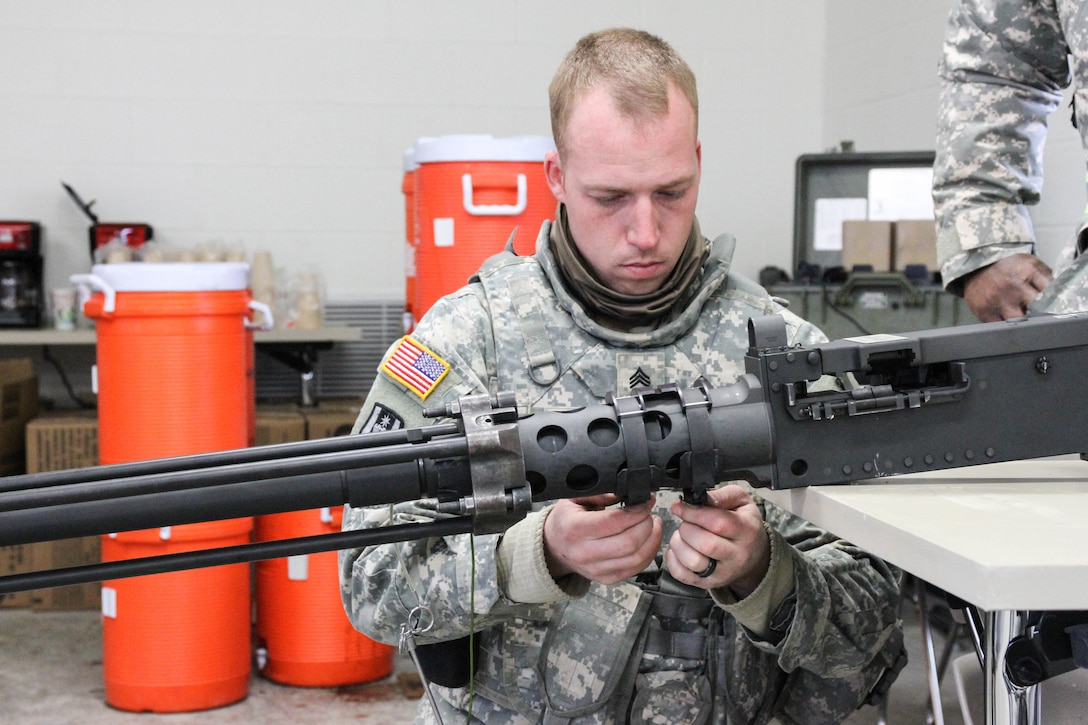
[
  {"x1": 983, "y1": 610, "x2": 1040, "y2": 725},
  {"x1": 300, "y1": 367, "x2": 315, "y2": 407},
  {"x1": 915, "y1": 583, "x2": 945, "y2": 725},
  {"x1": 260, "y1": 343, "x2": 325, "y2": 407}
]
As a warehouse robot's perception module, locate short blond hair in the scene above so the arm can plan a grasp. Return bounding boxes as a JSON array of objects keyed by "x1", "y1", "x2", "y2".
[{"x1": 549, "y1": 28, "x2": 699, "y2": 155}]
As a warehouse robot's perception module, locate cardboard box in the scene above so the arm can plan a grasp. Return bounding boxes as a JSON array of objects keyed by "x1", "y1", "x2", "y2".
[
  {"x1": 0, "y1": 543, "x2": 36, "y2": 608},
  {"x1": 0, "y1": 358, "x2": 38, "y2": 476},
  {"x1": 314, "y1": 396, "x2": 365, "y2": 412},
  {"x1": 255, "y1": 408, "x2": 307, "y2": 446},
  {"x1": 3, "y1": 411, "x2": 100, "y2": 610},
  {"x1": 254, "y1": 398, "x2": 362, "y2": 442},
  {"x1": 33, "y1": 536, "x2": 101, "y2": 611},
  {"x1": 841, "y1": 220, "x2": 893, "y2": 272},
  {"x1": 0, "y1": 536, "x2": 102, "y2": 611},
  {"x1": 25, "y1": 410, "x2": 98, "y2": 473},
  {"x1": 894, "y1": 219, "x2": 938, "y2": 272},
  {"x1": 304, "y1": 410, "x2": 358, "y2": 439},
  {"x1": 304, "y1": 397, "x2": 363, "y2": 439}
]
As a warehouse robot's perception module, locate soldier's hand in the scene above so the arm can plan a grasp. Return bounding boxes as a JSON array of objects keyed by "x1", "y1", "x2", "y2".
[
  {"x1": 664, "y1": 484, "x2": 770, "y2": 598},
  {"x1": 963, "y1": 253, "x2": 1052, "y2": 322},
  {"x1": 543, "y1": 494, "x2": 662, "y2": 585}
]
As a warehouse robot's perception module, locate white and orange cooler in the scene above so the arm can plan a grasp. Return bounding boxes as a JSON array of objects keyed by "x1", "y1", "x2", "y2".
[
  {"x1": 411, "y1": 134, "x2": 556, "y2": 318},
  {"x1": 72, "y1": 262, "x2": 271, "y2": 713},
  {"x1": 254, "y1": 506, "x2": 395, "y2": 687}
]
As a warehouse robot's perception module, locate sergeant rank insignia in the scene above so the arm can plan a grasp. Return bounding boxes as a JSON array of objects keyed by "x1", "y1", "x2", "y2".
[
  {"x1": 381, "y1": 336, "x2": 450, "y2": 400},
  {"x1": 629, "y1": 366, "x2": 652, "y2": 389}
]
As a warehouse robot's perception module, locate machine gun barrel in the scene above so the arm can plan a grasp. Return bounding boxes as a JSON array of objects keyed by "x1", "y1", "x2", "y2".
[
  {"x1": 0, "y1": 432, "x2": 472, "y2": 546},
  {"x1": 0, "y1": 425, "x2": 478, "y2": 594},
  {"x1": 0, "y1": 421, "x2": 462, "y2": 494}
]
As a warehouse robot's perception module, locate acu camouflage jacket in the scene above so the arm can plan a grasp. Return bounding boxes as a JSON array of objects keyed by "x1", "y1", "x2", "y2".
[{"x1": 339, "y1": 221, "x2": 904, "y2": 724}]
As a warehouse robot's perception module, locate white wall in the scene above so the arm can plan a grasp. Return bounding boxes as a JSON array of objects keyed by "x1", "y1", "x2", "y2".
[
  {"x1": 824, "y1": 3, "x2": 946, "y2": 151},
  {"x1": 0, "y1": 0, "x2": 825, "y2": 301},
  {"x1": 823, "y1": 0, "x2": 1086, "y2": 269},
  {"x1": 6, "y1": 1, "x2": 1081, "y2": 304}
]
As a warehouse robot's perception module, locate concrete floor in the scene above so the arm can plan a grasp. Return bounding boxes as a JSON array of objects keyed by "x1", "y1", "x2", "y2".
[
  {"x1": 1, "y1": 592, "x2": 1084, "y2": 724},
  {"x1": 0, "y1": 607, "x2": 422, "y2": 724}
]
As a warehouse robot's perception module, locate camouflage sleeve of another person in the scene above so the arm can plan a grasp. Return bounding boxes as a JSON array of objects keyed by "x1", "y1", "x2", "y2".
[
  {"x1": 933, "y1": 0, "x2": 1070, "y2": 294},
  {"x1": 338, "y1": 287, "x2": 550, "y2": 647}
]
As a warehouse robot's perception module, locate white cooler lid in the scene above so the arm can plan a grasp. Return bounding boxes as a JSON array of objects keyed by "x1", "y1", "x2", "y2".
[
  {"x1": 89, "y1": 262, "x2": 250, "y2": 291},
  {"x1": 414, "y1": 134, "x2": 555, "y2": 164}
]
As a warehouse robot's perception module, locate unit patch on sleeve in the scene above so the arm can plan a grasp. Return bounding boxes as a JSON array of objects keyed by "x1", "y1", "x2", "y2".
[
  {"x1": 380, "y1": 336, "x2": 451, "y2": 400},
  {"x1": 359, "y1": 403, "x2": 404, "y2": 434}
]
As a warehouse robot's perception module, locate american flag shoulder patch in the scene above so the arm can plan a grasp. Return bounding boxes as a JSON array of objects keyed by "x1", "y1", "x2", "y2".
[{"x1": 380, "y1": 336, "x2": 451, "y2": 400}]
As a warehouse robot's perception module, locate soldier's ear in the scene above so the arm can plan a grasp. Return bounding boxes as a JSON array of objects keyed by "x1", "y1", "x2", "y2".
[{"x1": 544, "y1": 150, "x2": 565, "y2": 202}]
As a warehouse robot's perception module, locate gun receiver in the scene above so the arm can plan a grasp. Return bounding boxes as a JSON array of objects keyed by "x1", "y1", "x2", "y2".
[
  {"x1": 2, "y1": 312, "x2": 1088, "y2": 593},
  {"x1": 748, "y1": 310, "x2": 1088, "y2": 487}
]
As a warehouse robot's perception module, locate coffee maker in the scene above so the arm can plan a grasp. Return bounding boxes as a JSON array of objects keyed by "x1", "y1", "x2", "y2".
[{"x1": 0, "y1": 221, "x2": 43, "y2": 328}]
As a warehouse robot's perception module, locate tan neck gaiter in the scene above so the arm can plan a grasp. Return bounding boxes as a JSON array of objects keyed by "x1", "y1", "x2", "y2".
[{"x1": 550, "y1": 203, "x2": 707, "y2": 329}]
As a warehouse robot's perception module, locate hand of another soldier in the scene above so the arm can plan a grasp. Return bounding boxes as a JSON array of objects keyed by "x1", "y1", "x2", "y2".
[
  {"x1": 542, "y1": 494, "x2": 662, "y2": 585},
  {"x1": 963, "y1": 253, "x2": 1052, "y2": 322},
  {"x1": 664, "y1": 484, "x2": 770, "y2": 598}
]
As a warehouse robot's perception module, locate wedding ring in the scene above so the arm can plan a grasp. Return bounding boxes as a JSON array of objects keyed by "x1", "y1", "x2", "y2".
[{"x1": 695, "y1": 558, "x2": 717, "y2": 578}]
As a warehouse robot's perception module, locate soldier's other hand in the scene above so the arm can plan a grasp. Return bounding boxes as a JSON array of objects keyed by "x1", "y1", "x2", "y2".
[
  {"x1": 664, "y1": 484, "x2": 770, "y2": 598},
  {"x1": 543, "y1": 494, "x2": 662, "y2": 585},
  {"x1": 963, "y1": 253, "x2": 1052, "y2": 322}
]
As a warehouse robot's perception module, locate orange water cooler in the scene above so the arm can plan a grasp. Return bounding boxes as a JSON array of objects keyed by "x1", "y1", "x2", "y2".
[
  {"x1": 254, "y1": 506, "x2": 395, "y2": 686},
  {"x1": 411, "y1": 134, "x2": 556, "y2": 318},
  {"x1": 73, "y1": 262, "x2": 272, "y2": 713}
]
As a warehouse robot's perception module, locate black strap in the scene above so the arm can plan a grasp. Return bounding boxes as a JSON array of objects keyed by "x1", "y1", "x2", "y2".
[
  {"x1": 644, "y1": 625, "x2": 707, "y2": 661},
  {"x1": 673, "y1": 379, "x2": 718, "y2": 505},
  {"x1": 651, "y1": 588, "x2": 715, "y2": 620},
  {"x1": 609, "y1": 390, "x2": 661, "y2": 504}
]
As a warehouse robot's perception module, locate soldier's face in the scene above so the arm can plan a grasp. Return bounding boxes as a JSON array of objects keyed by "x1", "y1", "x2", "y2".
[{"x1": 544, "y1": 83, "x2": 701, "y2": 296}]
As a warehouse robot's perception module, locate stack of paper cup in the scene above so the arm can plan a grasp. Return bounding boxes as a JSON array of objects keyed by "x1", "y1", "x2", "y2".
[
  {"x1": 294, "y1": 270, "x2": 323, "y2": 330},
  {"x1": 250, "y1": 251, "x2": 274, "y2": 328}
]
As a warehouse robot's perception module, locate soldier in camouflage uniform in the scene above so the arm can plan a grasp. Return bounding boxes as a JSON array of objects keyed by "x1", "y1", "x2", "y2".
[
  {"x1": 340, "y1": 28, "x2": 905, "y2": 724},
  {"x1": 934, "y1": 0, "x2": 1088, "y2": 319}
]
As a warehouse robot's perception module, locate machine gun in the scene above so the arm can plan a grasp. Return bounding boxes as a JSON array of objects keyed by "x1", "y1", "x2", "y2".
[{"x1": 3, "y1": 311, "x2": 1088, "y2": 599}]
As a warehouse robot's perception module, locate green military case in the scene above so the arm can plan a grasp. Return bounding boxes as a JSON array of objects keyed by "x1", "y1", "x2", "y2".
[{"x1": 767, "y1": 150, "x2": 971, "y2": 340}]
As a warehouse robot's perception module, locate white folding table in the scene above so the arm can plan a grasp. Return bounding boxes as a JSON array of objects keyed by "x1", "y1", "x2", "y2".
[{"x1": 759, "y1": 459, "x2": 1088, "y2": 725}]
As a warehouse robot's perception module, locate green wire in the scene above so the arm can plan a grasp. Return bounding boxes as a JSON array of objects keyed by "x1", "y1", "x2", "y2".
[{"x1": 467, "y1": 533, "x2": 476, "y2": 722}]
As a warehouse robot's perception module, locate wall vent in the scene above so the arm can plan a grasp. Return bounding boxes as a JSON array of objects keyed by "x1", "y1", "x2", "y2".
[{"x1": 255, "y1": 298, "x2": 404, "y2": 403}]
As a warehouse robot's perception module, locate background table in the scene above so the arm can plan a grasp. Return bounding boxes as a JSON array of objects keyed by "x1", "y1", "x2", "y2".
[{"x1": 0, "y1": 326, "x2": 361, "y2": 405}]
